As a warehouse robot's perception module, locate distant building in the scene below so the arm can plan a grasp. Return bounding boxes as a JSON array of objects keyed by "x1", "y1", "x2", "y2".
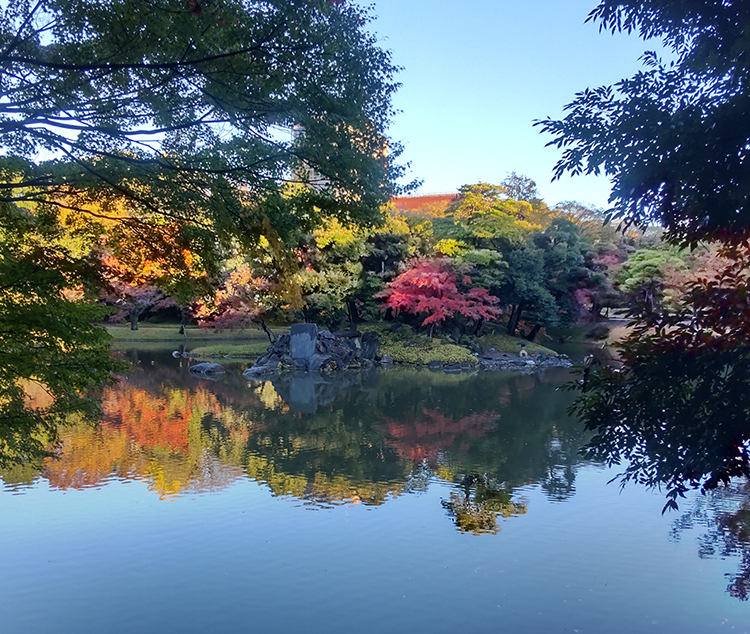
[{"x1": 390, "y1": 193, "x2": 457, "y2": 218}]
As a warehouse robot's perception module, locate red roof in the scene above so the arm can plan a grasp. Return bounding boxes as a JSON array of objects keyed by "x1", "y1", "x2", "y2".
[{"x1": 391, "y1": 193, "x2": 457, "y2": 216}]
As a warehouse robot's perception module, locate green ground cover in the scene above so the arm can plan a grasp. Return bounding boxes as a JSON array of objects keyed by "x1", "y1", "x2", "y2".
[
  {"x1": 476, "y1": 333, "x2": 558, "y2": 356},
  {"x1": 380, "y1": 339, "x2": 477, "y2": 364},
  {"x1": 105, "y1": 324, "x2": 270, "y2": 342},
  {"x1": 188, "y1": 342, "x2": 272, "y2": 357}
]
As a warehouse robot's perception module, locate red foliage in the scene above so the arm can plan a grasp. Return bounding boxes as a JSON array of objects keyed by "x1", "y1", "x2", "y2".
[
  {"x1": 194, "y1": 265, "x2": 267, "y2": 330},
  {"x1": 377, "y1": 259, "x2": 502, "y2": 327}
]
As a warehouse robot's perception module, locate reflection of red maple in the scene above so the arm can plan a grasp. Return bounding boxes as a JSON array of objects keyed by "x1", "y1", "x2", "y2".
[{"x1": 379, "y1": 407, "x2": 499, "y2": 461}]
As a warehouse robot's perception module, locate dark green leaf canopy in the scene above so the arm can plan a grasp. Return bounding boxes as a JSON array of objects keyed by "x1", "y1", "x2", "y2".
[
  {"x1": 0, "y1": 0, "x2": 403, "y2": 242},
  {"x1": 537, "y1": 0, "x2": 750, "y2": 245}
]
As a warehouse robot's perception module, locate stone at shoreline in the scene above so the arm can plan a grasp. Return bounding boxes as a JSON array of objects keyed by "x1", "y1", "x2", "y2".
[
  {"x1": 243, "y1": 362, "x2": 277, "y2": 378},
  {"x1": 477, "y1": 352, "x2": 572, "y2": 372},
  {"x1": 309, "y1": 353, "x2": 338, "y2": 374},
  {"x1": 189, "y1": 362, "x2": 226, "y2": 375}
]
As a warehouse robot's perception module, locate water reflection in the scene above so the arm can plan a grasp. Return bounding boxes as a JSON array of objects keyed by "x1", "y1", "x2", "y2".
[
  {"x1": 671, "y1": 482, "x2": 750, "y2": 601},
  {"x1": 2, "y1": 352, "x2": 587, "y2": 523},
  {"x1": 442, "y1": 474, "x2": 528, "y2": 535}
]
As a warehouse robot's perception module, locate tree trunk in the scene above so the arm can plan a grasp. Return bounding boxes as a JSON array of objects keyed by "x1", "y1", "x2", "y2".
[
  {"x1": 129, "y1": 307, "x2": 143, "y2": 331},
  {"x1": 591, "y1": 299, "x2": 602, "y2": 321},
  {"x1": 346, "y1": 299, "x2": 360, "y2": 325},
  {"x1": 473, "y1": 318, "x2": 484, "y2": 336},
  {"x1": 507, "y1": 304, "x2": 522, "y2": 336},
  {"x1": 525, "y1": 324, "x2": 542, "y2": 342},
  {"x1": 254, "y1": 318, "x2": 277, "y2": 343},
  {"x1": 179, "y1": 306, "x2": 188, "y2": 337},
  {"x1": 644, "y1": 285, "x2": 656, "y2": 316}
]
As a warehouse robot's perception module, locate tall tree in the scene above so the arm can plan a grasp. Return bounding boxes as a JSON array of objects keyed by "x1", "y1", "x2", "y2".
[
  {"x1": 378, "y1": 259, "x2": 502, "y2": 336},
  {"x1": 543, "y1": 0, "x2": 750, "y2": 508},
  {"x1": 501, "y1": 172, "x2": 540, "y2": 203},
  {"x1": 0, "y1": 206, "x2": 122, "y2": 467}
]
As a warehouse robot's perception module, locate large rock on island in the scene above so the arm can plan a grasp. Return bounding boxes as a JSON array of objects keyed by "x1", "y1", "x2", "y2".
[
  {"x1": 289, "y1": 323, "x2": 318, "y2": 368},
  {"x1": 243, "y1": 325, "x2": 383, "y2": 380}
]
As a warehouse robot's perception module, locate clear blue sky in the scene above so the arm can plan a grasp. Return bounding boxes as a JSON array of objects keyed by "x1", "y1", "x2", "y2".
[{"x1": 367, "y1": 0, "x2": 662, "y2": 209}]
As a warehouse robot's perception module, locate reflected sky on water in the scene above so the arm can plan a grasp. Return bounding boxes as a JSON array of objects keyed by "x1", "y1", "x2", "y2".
[{"x1": 1, "y1": 351, "x2": 749, "y2": 633}]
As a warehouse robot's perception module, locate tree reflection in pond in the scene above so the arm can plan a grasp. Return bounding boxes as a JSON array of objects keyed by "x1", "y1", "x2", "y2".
[
  {"x1": 442, "y1": 474, "x2": 528, "y2": 535},
  {"x1": 671, "y1": 482, "x2": 750, "y2": 601},
  {"x1": 1, "y1": 353, "x2": 587, "y2": 523}
]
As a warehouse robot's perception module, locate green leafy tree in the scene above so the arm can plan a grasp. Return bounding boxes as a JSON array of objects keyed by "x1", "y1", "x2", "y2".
[
  {"x1": 544, "y1": 1, "x2": 750, "y2": 508},
  {"x1": 465, "y1": 219, "x2": 593, "y2": 339},
  {"x1": 616, "y1": 246, "x2": 686, "y2": 315},
  {"x1": 571, "y1": 242, "x2": 750, "y2": 512},
  {"x1": 298, "y1": 218, "x2": 368, "y2": 328},
  {"x1": 0, "y1": 205, "x2": 122, "y2": 466},
  {"x1": 533, "y1": 218, "x2": 595, "y2": 325},
  {"x1": 537, "y1": 0, "x2": 750, "y2": 245},
  {"x1": 444, "y1": 182, "x2": 540, "y2": 246},
  {"x1": 501, "y1": 172, "x2": 540, "y2": 204},
  {"x1": 0, "y1": 0, "x2": 403, "y2": 238}
]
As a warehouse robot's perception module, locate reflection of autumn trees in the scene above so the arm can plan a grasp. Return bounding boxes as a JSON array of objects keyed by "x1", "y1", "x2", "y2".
[
  {"x1": 374, "y1": 369, "x2": 588, "y2": 494},
  {"x1": 442, "y1": 475, "x2": 528, "y2": 535},
  {"x1": 2, "y1": 357, "x2": 590, "y2": 516},
  {"x1": 43, "y1": 424, "x2": 138, "y2": 490},
  {"x1": 44, "y1": 381, "x2": 249, "y2": 498}
]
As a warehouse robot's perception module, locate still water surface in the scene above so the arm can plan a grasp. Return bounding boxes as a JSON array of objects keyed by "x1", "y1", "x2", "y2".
[{"x1": 1, "y1": 351, "x2": 749, "y2": 633}]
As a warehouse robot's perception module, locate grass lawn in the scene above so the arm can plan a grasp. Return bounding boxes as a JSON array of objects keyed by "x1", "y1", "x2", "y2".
[
  {"x1": 188, "y1": 341, "x2": 271, "y2": 357},
  {"x1": 105, "y1": 324, "x2": 277, "y2": 342},
  {"x1": 477, "y1": 332, "x2": 558, "y2": 356}
]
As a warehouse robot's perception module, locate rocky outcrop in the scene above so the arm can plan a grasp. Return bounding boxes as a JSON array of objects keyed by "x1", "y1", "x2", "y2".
[
  {"x1": 477, "y1": 350, "x2": 572, "y2": 373},
  {"x1": 244, "y1": 327, "x2": 384, "y2": 379},
  {"x1": 243, "y1": 325, "x2": 572, "y2": 380},
  {"x1": 290, "y1": 323, "x2": 318, "y2": 365},
  {"x1": 188, "y1": 362, "x2": 226, "y2": 379}
]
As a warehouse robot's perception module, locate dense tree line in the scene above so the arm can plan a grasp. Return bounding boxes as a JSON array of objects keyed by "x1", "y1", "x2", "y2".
[{"x1": 0, "y1": 0, "x2": 405, "y2": 465}]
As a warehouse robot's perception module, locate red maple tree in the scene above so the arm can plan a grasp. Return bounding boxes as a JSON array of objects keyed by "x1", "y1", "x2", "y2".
[{"x1": 378, "y1": 259, "x2": 502, "y2": 333}]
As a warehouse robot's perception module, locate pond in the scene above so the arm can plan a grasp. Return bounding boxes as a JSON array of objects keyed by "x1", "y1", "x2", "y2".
[{"x1": 1, "y1": 351, "x2": 749, "y2": 633}]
